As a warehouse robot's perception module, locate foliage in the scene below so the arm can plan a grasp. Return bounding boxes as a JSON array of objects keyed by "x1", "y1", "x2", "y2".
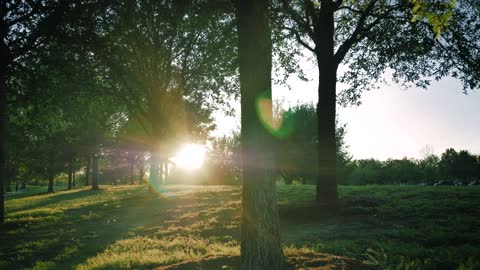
[
  {"x1": 345, "y1": 148, "x2": 480, "y2": 185},
  {"x1": 276, "y1": 0, "x2": 479, "y2": 106},
  {"x1": 207, "y1": 132, "x2": 241, "y2": 185},
  {"x1": 273, "y1": 104, "x2": 351, "y2": 184},
  {"x1": 439, "y1": 148, "x2": 478, "y2": 180},
  {"x1": 65, "y1": 0, "x2": 238, "y2": 149}
]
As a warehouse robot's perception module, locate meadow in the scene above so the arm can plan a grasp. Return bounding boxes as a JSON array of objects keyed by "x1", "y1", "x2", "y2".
[{"x1": 0, "y1": 184, "x2": 479, "y2": 270}]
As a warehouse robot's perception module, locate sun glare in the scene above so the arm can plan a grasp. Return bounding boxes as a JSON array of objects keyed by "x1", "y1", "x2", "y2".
[{"x1": 171, "y1": 143, "x2": 206, "y2": 170}]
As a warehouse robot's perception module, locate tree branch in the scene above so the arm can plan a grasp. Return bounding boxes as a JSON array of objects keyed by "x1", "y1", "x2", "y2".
[
  {"x1": 282, "y1": 26, "x2": 315, "y2": 52},
  {"x1": 334, "y1": 0, "x2": 378, "y2": 64}
]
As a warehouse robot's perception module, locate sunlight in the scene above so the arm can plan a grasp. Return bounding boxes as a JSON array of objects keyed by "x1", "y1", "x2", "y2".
[{"x1": 171, "y1": 143, "x2": 206, "y2": 170}]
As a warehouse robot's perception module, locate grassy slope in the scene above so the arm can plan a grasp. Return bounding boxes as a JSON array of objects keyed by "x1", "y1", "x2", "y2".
[{"x1": 0, "y1": 185, "x2": 479, "y2": 270}]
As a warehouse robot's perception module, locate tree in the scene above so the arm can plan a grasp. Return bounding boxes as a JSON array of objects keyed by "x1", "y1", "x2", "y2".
[
  {"x1": 439, "y1": 148, "x2": 477, "y2": 181},
  {"x1": 273, "y1": 104, "x2": 351, "y2": 185},
  {"x1": 209, "y1": 133, "x2": 241, "y2": 184},
  {"x1": 383, "y1": 158, "x2": 422, "y2": 184},
  {"x1": 235, "y1": 0, "x2": 285, "y2": 269},
  {"x1": 277, "y1": 0, "x2": 479, "y2": 208},
  {"x1": 418, "y1": 154, "x2": 440, "y2": 181},
  {"x1": 9, "y1": 21, "x2": 129, "y2": 192},
  {"x1": 64, "y1": 1, "x2": 237, "y2": 191},
  {"x1": 439, "y1": 148, "x2": 459, "y2": 178},
  {"x1": 476, "y1": 155, "x2": 480, "y2": 180},
  {"x1": 348, "y1": 158, "x2": 385, "y2": 184},
  {"x1": 0, "y1": 0, "x2": 71, "y2": 223}
]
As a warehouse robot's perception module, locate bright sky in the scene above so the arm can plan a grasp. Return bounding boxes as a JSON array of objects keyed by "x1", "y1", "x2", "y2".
[{"x1": 212, "y1": 60, "x2": 480, "y2": 160}]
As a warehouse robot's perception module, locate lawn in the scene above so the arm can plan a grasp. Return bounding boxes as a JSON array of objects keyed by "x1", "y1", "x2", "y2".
[{"x1": 0, "y1": 184, "x2": 479, "y2": 270}]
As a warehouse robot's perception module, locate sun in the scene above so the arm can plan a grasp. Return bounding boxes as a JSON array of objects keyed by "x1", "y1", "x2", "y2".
[{"x1": 171, "y1": 143, "x2": 206, "y2": 170}]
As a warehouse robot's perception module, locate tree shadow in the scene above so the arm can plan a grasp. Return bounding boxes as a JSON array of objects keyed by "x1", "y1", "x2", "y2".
[
  {"x1": 6, "y1": 188, "x2": 107, "y2": 213},
  {"x1": 0, "y1": 188, "x2": 168, "y2": 270}
]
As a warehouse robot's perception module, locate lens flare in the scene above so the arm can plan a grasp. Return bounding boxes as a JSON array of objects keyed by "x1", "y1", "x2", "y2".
[
  {"x1": 171, "y1": 143, "x2": 206, "y2": 170},
  {"x1": 256, "y1": 93, "x2": 294, "y2": 139}
]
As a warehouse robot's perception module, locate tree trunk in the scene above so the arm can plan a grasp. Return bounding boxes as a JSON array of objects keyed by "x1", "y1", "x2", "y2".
[
  {"x1": 47, "y1": 150, "x2": 55, "y2": 193},
  {"x1": 236, "y1": 0, "x2": 285, "y2": 269},
  {"x1": 85, "y1": 155, "x2": 90, "y2": 186},
  {"x1": 130, "y1": 156, "x2": 134, "y2": 185},
  {"x1": 0, "y1": 16, "x2": 8, "y2": 223},
  {"x1": 139, "y1": 155, "x2": 144, "y2": 184},
  {"x1": 149, "y1": 151, "x2": 159, "y2": 192},
  {"x1": 315, "y1": 5, "x2": 339, "y2": 209},
  {"x1": 164, "y1": 162, "x2": 169, "y2": 184},
  {"x1": 5, "y1": 177, "x2": 11, "y2": 192},
  {"x1": 73, "y1": 170, "x2": 76, "y2": 187},
  {"x1": 92, "y1": 153, "x2": 99, "y2": 190},
  {"x1": 5, "y1": 165, "x2": 13, "y2": 192},
  {"x1": 68, "y1": 159, "x2": 73, "y2": 190},
  {"x1": 159, "y1": 159, "x2": 164, "y2": 185}
]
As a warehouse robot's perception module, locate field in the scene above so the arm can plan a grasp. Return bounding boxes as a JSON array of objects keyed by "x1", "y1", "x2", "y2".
[{"x1": 1, "y1": 184, "x2": 479, "y2": 270}]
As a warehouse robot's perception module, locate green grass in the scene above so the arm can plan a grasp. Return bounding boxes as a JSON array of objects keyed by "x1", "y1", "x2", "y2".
[
  {"x1": 5, "y1": 185, "x2": 68, "y2": 200},
  {"x1": 1, "y1": 184, "x2": 479, "y2": 270}
]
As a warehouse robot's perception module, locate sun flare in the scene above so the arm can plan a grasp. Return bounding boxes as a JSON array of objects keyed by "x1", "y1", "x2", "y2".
[{"x1": 171, "y1": 143, "x2": 206, "y2": 170}]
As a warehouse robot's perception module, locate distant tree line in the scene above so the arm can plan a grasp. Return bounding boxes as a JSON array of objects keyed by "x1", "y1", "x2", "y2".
[
  {"x1": 207, "y1": 105, "x2": 480, "y2": 186},
  {"x1": 343, "y1": 149, "x2": 480, "y2": 185}
]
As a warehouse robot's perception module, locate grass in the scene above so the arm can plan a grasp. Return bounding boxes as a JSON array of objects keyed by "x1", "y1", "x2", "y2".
[
  {"x1": 0, "y1": 184, "x2": 479, "y2": 270},
  {"x1": 5, "y1": 185, "x2": 68, "y2": 200}
]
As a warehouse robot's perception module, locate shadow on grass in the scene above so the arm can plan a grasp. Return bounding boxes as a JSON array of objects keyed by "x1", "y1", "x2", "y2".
[
  {"x1": 6, "y1": 188, "x2": 105, "y2": 213},
  {"x1": 0, "y1": 187, "x2": 166, "y2": 270},
  {"x1": 2, "y1": 185, "x2": 479, "y2": 270},
  {"x1": 4, "y1": 186, "x2": 68, "y2": 201},
  {"x1": 153, "y1": 251, "x2": 375, "y2": 270}
]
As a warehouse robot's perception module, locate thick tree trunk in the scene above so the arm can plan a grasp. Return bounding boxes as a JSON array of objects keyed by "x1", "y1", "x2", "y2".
[
  {"x1": 236, "y1": 0, "x2": 285, "y2": 269},
  {"x1": 0, "y1": 101, "x2": 5, "y2": 224},
  {"x1": 92, "y1": 154, "x2": 99, "y2": 190},
  {"x1": 315, "y1": 4, "x2": 339, "y2": 209},
  {"x1": 149, "y1": 151, "x2": 159, "y2": 192},
  {"x1": 316, "y1": 67, "x2": 338, "y2": 207},
  {"x1": 0, "y1": 153, "x2": 3, "y2": 222},
  {"x1": 85, "y1": 156, "x2": 90, "y2": 186},
  {"x1": 0, "y1": 15, "x2": 8, "y2": 223}
]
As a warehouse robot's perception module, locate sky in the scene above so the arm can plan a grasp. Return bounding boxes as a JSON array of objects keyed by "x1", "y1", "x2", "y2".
[{"x1": 211, "y1": 60, "x2": 480, "y2": 160}]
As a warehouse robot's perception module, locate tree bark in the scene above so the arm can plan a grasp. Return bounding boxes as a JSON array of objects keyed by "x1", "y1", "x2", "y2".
[
  {"x1": 85, "y1": 155, "x2": 90, "y2": 186},
  {"x1": 315, "y1": 4, "x2": 339, "y2": 209},
  {"x1": 73, "y1": 170, "x2": 76, "y2": 187},
  {"x1": 0, "y1": 6, "x2": 8, "y2": 223},
  {"x1": 236, "y1": 0, "x2": 285, "y2": 269},
  {"x1": 92, "y1": 153, "x2": 99, "y2": 190},
  {"x1": 149, "y1": 151, "x2": 159, "y2": 192}
]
